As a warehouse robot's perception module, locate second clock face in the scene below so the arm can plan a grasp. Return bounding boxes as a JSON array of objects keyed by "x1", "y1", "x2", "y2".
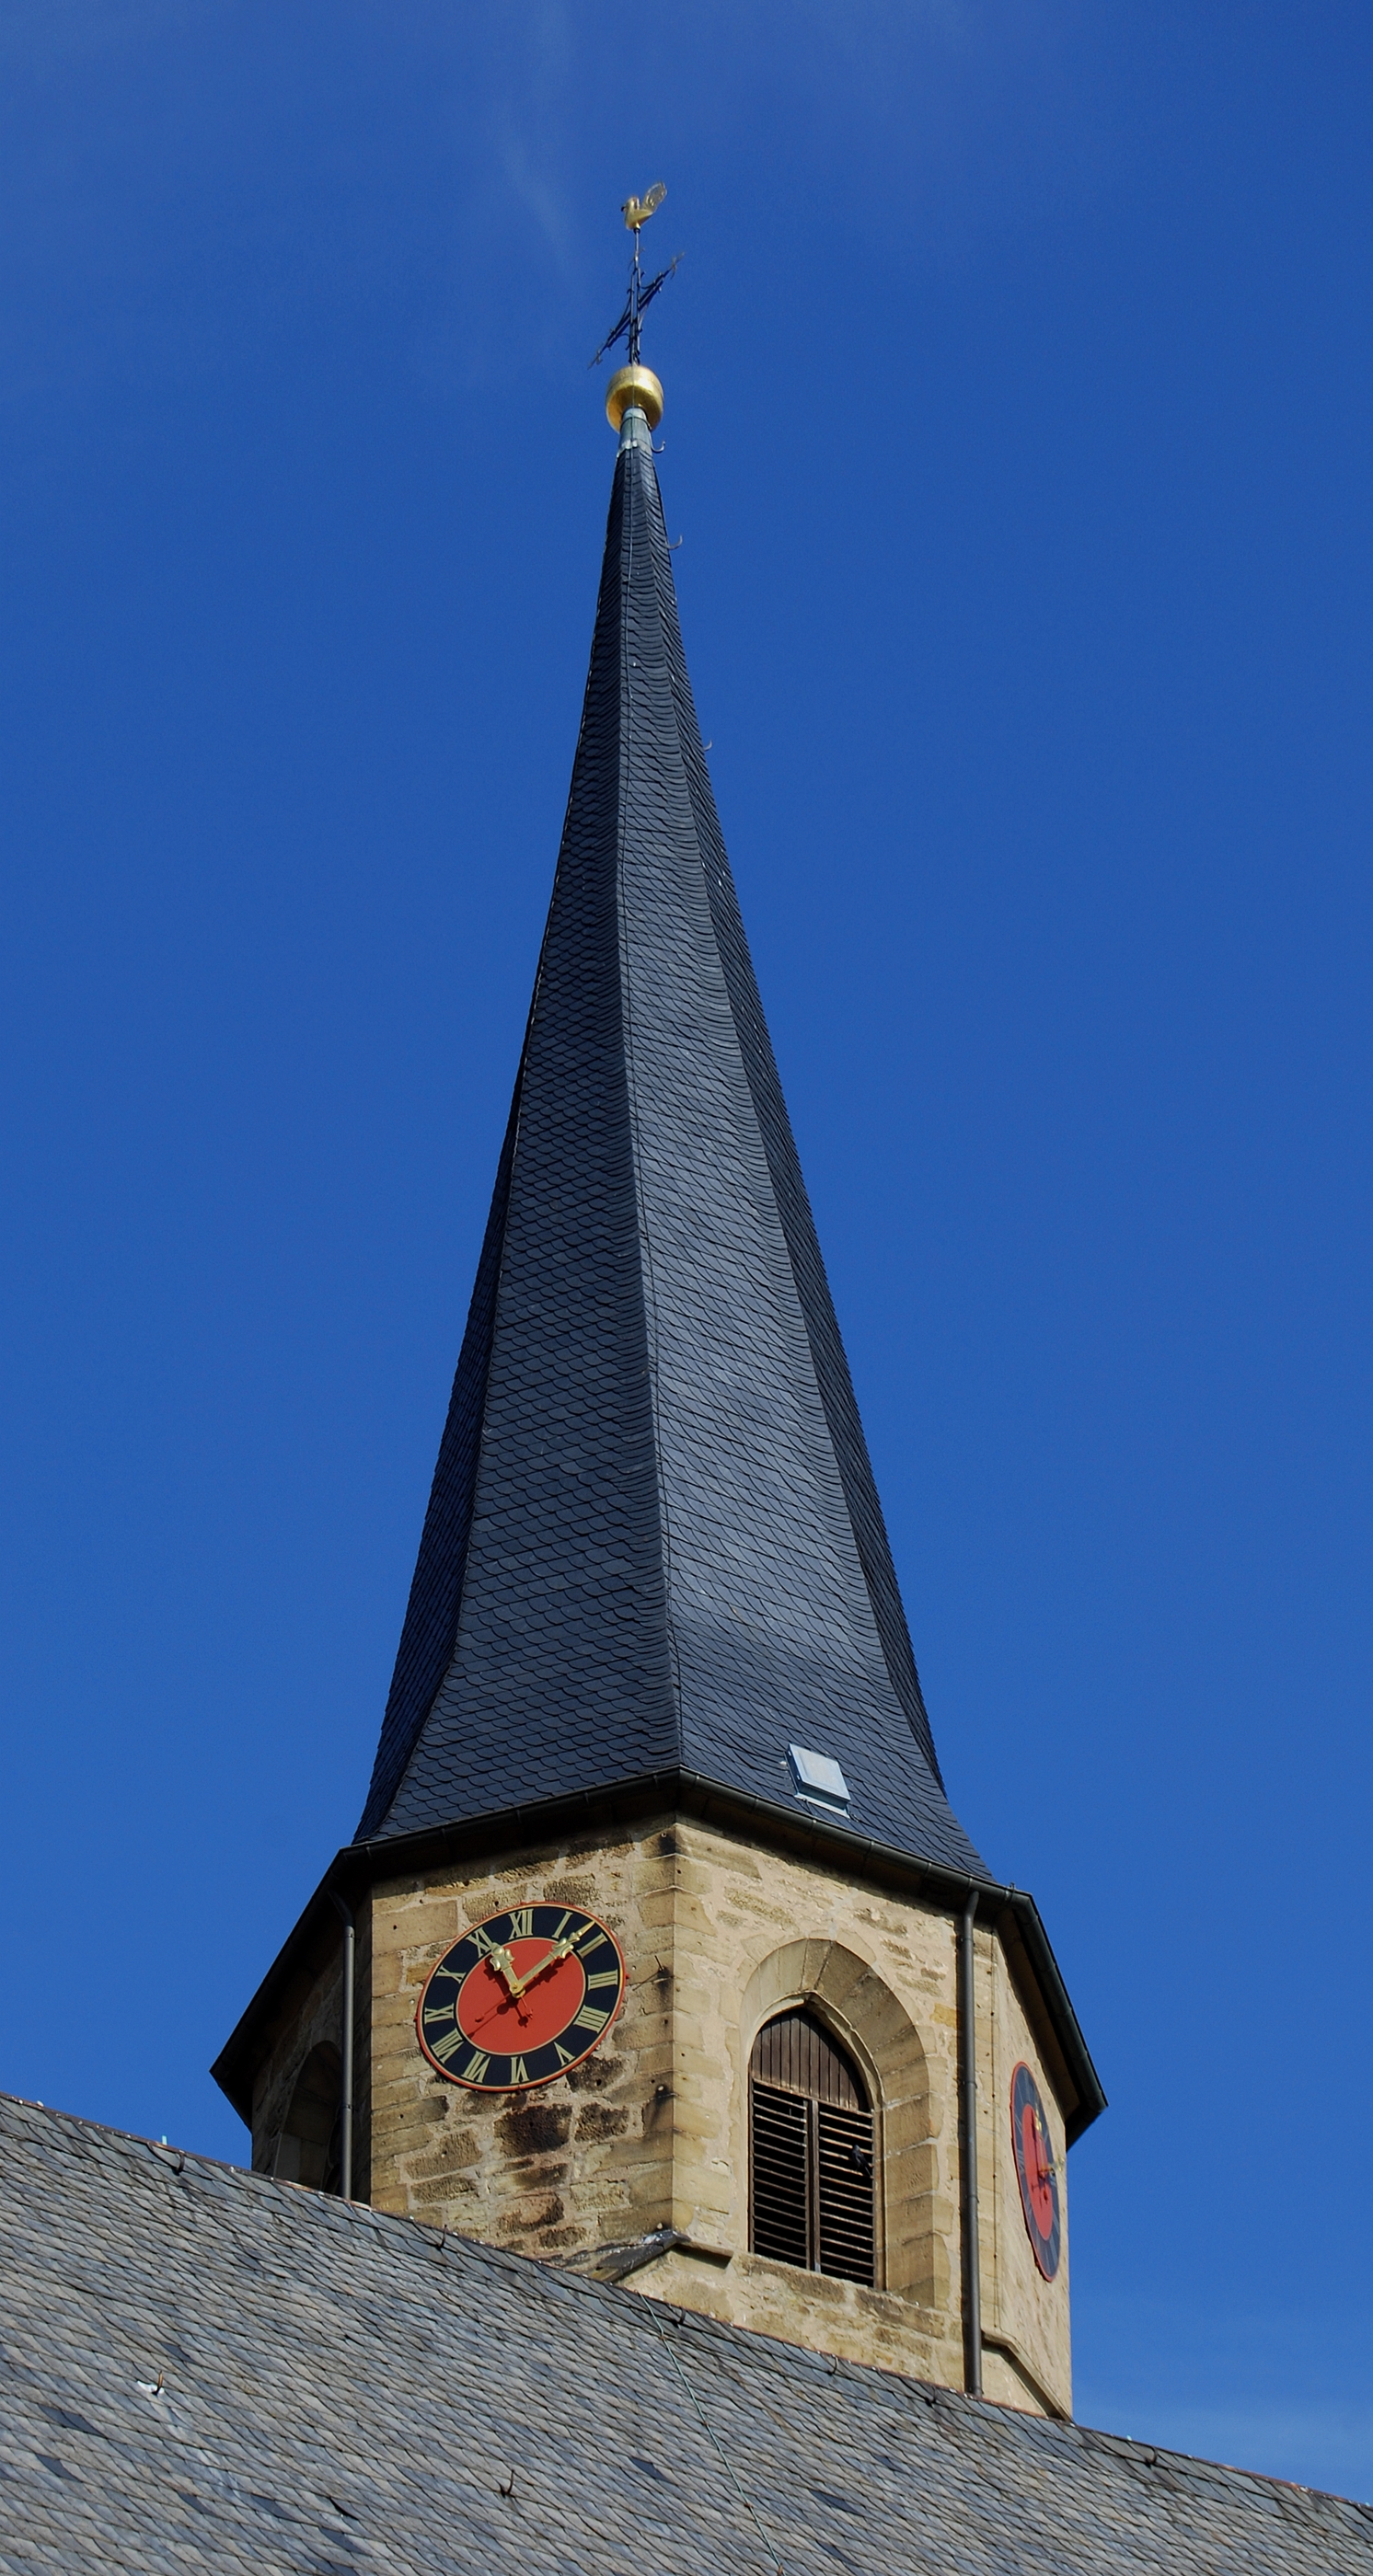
[
  {"x1": 417, "y1": 1904, "x2": 626, "y2": 2093},
  {"x1": 1010, "y1": 2060, "x2": 1061, "y2": 2281}
]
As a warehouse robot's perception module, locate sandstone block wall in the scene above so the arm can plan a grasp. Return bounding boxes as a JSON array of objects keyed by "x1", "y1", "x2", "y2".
[{"x1": 338, "y1": 1809, "x2": 1073, "y2": 2414}]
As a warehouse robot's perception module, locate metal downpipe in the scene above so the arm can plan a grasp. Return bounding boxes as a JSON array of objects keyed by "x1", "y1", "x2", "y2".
[{"x1": 958, "y1": 1890, "x2": 982, "y2": 2395}]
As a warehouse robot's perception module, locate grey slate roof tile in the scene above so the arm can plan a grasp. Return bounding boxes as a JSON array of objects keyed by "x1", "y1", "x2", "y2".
[
  {"x1": 3, "y1": 2096, "x2": 1368, "y2": 2575},
  {"x1": 357, "y1": 420, "x2": 980, "y2": 1879}
]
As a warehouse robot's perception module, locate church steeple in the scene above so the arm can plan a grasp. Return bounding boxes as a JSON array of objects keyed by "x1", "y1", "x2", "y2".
[
  {"x1": 216, "y1": 270, "x2": 1101, "y2": 2421},
  {"x1": 358, "y1": 377, "x2": 981, "y2": 1881}
]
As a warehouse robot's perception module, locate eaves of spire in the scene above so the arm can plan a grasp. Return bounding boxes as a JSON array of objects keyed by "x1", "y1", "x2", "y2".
[{"x1": 357, "y1": 402, "x2": 984, "y2": 1880}]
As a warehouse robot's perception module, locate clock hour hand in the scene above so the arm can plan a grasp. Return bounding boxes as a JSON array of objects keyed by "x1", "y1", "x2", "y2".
[{"x1": 484, "y1": 1943, "x2": 522, "y2": 1995}]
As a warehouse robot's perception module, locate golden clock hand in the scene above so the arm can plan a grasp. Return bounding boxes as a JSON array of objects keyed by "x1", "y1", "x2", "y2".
[
  {"x1": 506, "y1": 1935, "x2": 581, "y2": 1995},
  {"x1": 484, "y1": 1943, "x2": 522, "y2": 1995},
  {"x1": 1031, "y1": 2110, "x2": 1057, "y2": 2179}
]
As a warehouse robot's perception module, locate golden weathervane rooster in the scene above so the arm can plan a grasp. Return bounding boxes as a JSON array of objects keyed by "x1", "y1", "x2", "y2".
[{"x1": 621, "y1": 181, "x2": 667, "y2": 233}]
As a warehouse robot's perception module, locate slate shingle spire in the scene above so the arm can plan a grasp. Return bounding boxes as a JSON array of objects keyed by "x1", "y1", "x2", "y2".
[{"x1": 358, "y1": 396, "x2": 984, "y2": 1880}]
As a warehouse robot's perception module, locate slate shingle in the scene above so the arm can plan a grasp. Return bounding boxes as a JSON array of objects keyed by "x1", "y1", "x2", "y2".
[
  {"x1": 3, "y1": 2095, "x2": 1367, "y2": 2576},
  {"x1": 357, "y1": 410, "x2": 980, "y2": 1878}
]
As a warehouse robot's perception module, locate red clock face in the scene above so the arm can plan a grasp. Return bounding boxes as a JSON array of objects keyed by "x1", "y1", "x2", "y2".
[
  {"x1": 1010, "y1": 2062, "x2": 1061, "y2": 2280},
  {"x1": 417, "y1": 1904, "x2": 626, "y2": 2092}
]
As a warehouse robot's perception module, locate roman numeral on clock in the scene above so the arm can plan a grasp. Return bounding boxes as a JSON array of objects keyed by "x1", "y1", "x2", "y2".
[
  {"x1": 572, "y1": 2005, "x2": 608, "y2": 2034},
  {"x1": 585, "y1": 1969, "x2": 618, "y2": 1990},
  {"x1": 506, "y1": 1909, "x2": 534, "y2": 1939},
  {"x1": 431, "y1": 2026, "x2": 467, "y2": 2063},
  {"x1": 506, "y1": 2055, "x2": 529, "y2": 2085}
]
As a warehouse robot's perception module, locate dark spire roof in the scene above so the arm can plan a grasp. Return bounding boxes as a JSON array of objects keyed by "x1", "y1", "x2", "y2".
[{"x1": 358, "y1": 408, "x2": 983, "y2": 1879}]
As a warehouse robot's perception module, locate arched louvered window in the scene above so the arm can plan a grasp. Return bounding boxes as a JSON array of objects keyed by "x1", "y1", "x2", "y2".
[{"x1": 749, "y1": 2008, "x2": 875, "y2": 2286}]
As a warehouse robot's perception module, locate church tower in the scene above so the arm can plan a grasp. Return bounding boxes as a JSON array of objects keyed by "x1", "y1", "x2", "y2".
[{"x1": 213, "y1": 238, "x2": 1102, "y2": 2421}]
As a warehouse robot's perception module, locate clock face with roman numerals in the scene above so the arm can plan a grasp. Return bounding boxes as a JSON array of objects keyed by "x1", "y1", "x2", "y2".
[{"x1": 417, "y1": 1904, "x2": 627, "y2": 2092}]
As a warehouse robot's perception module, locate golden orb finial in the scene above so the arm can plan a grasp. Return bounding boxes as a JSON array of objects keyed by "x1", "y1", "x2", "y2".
[{"x1": 606, "y1": 363, "x2": 663, "y2": 433}]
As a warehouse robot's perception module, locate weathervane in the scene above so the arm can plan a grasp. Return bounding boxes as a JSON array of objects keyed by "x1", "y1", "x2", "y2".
[{"x1": 592, "y1": 183, "x2": 679, "y2": 432}]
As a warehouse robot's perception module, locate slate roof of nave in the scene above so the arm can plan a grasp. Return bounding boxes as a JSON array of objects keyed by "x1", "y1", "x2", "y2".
[
  {"x1": 357, "y1": 408, "x2": 982, "y2": 1883},
  {"x1": 3, "y1": 2093, "x2": 1368, "y2": 2576}
]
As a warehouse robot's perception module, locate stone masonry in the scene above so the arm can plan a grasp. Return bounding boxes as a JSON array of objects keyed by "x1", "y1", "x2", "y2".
[{"x1": 249, "y1": 1811, "x2": 1072, "y2": 2418}]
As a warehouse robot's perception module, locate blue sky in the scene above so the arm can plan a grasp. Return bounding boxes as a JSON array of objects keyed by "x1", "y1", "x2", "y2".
[{"x1": 2, "y1": 0, "x2": 1370, "y2": 2501}]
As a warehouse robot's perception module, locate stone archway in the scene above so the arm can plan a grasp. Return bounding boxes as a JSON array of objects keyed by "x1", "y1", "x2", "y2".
[
  {"x1": 272, "y1": 2042, "x2": 342, "y2": 2191},
  {"x1": 739, "y1": 1939, "x2": 938, "y2": 2306}
]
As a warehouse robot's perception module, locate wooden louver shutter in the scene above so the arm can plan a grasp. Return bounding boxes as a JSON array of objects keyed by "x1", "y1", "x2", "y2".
[
  {"x1": 750, "y1": 2086, "x2": 810, "y2": 2269},
  {"x1": 748, "y1": 2009, "x2": 874, "y2": 2287}
]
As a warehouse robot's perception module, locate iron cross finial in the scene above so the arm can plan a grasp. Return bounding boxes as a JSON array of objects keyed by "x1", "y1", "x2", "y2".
[{"x1": 592, "y1": 183, "x2": 680, "y2": 371}]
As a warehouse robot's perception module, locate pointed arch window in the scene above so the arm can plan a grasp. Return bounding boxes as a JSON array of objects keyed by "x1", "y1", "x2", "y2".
[{"x1": 749, "y1": 2008, "x2": 875, "y2": 2286}]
